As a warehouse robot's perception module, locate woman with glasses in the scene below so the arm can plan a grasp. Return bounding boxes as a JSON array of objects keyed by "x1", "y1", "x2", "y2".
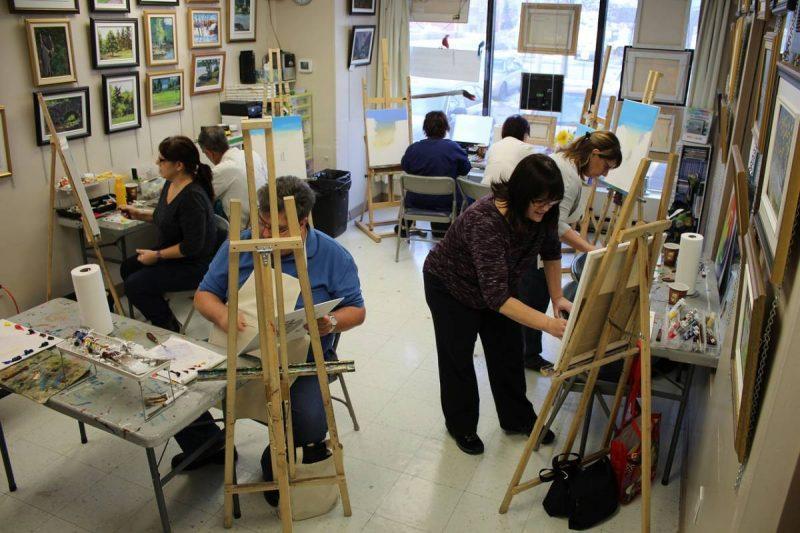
[
  {"x1": 522, "y1": 130, "x2": 623, "y2": 371},
  {"x1": 423, "y1": 154, "x2": 571, "y2": 455},
  {"x1": 119, "y1": 136, "x2": 217, "y2": 332}
]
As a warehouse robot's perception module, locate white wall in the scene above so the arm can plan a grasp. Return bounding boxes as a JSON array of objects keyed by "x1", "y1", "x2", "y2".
[{"x1": 0, "y1": 2, "x2": 269, "y2": 314}]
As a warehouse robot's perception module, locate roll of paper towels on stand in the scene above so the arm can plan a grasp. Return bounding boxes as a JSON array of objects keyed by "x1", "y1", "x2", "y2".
[
  {"x1": 674, "y1": 233, "x2": 704, "y2": 294},
  {"x1": 71, "y1": 264, "x2": 114, "y2": 334}
]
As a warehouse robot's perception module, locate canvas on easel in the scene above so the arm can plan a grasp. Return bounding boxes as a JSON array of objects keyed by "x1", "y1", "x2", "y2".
[
  {"x1": 272, "y1": 115, "x2": 307, "y2": 178},
  {"x1": 364, "y1": 107, "x2": 410, "y2": 167},
  {"x1": 604, "y1": 99, "x2": 660, "y2": 193}
]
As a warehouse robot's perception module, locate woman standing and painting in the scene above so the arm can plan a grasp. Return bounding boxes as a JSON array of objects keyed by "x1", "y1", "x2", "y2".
[{"x1": 423, "y1": 154, "x2": 571, "y2": 455}]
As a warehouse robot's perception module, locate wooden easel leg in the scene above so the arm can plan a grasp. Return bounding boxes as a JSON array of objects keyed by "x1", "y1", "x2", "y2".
[
  {"x1": 637, "y1": 238, "x2": 653, "y2": 533},
  {"x1": 47, "y1": 147, "x2": 57, "y2": 301},
  {"x1": 355, "y1": 169, "x2": 382, "y2": 243},
  {"x1": 601, "y1": 351, "x2": 635, "y2": 447},
  {"x1": 89, "y1": 239, "x2": 125, "y2": 316}
]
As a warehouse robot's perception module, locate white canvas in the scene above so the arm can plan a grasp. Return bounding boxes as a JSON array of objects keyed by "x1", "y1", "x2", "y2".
[
  {"x1": 365, "y1": 107, "x2": 410, "y2": 167},
  {"x1": 633, "y1": 0, "x2": 691, "y2": 50},
  {"x1": 604, "y1": 100, "x2": 660, "y2": 193},
  {"x1": 272, "y1": 115, "x2": 307, "y2": 178},
  {"x1": 410, "y1": 0, "x2": 470, "y2": 23},
  {"x1": 62, "y1": 139, "x2": 101, "y2": 238},
  {"x1": 620, "y1": 48, "x2": 693, "y2": 105}
]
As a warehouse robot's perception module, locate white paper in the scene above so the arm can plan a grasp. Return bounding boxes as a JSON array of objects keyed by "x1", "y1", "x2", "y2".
[
  {"x1": 239, "y1": 298, "x2": 343, "y2": 354},
  {"x1": 71, "y1": 264, "x2": 113, "y2": 334},
  {"x1": 146, "y1": 336, "x2": 227, "y2": 385},
  {"x1": 0, "y1": 321, "x2": 62, "y2": 371},
  {"x1": 410, "y1": 47, "x2": 481, "y2": 83}
]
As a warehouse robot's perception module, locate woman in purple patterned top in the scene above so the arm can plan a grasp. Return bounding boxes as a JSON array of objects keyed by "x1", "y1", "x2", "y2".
[{"x1": 423, "y1": 154, "x2": 572, "y2": 455}]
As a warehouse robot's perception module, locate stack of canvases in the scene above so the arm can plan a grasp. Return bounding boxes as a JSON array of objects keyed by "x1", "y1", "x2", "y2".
[
  {"x1": 10, "y1": 0, "x2": 257, "y2": 152},
  {"x1": 710, "y1": 0, "x2": 800, "y2": 466}
]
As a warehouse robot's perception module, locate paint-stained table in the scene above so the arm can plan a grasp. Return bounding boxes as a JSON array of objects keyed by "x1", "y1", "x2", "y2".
[{"x1": 5, "y1": 298, "x2": 235, "y2": 533}]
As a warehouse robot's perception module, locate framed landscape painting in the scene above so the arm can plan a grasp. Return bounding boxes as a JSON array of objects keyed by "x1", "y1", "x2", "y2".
[
  {"x1": 10, "y1": 0, "x2": 79, "y2": 14},
  {"x1": 349, "y1": 25, "x2": 375, "y2": 68},
  {"x1": 91, "y1": 18, "x2": 139, "y2": 69},
  {"x1": 25, "y1": 18, "x2": 77, "y2": 87},
  {"x1": 144, "y1": 10, "x2": 178, "y2": 67},
  {"x1": 191, "y1": 51, "x2": 225, "y2": 95},
  {"x1": 227, "y1": 0, "x2": 256, "y2": 42},
  {"x1": 188, "y1": 8, "x2": 221, "y2": 48},
  {"x1": 146, "y1": 70, "x2": 184, "y2": 116},
  {"x1": 33, "y1": 86, "x2": 91, "y2": 146},
  {"x1": 90, "y1": 0, "x2": 130, "y2": 12},
  {"x1": 102, "y1": 72, "x2": 141, "y2": 134}
]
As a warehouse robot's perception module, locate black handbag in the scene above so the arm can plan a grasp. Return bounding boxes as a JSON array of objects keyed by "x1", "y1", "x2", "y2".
[{"x1": 539, "y1": 453, "x2": 619, "y2": 530}]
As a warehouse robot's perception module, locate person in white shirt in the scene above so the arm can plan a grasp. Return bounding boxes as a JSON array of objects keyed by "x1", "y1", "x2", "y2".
[
  {"x1": 481, "y1": 115, "x2": 537, "y2": 185},
  {"x1": 520, "y1": 130, "x2": 623, "y2": 371},
  {"x1": 198, "y1": 126, "x2": 267, "y2": 227}
]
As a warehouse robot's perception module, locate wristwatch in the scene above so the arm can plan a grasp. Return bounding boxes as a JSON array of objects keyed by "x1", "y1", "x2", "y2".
[{"x1": 327, "y1": 314, "x2": 338, "y2": 333}]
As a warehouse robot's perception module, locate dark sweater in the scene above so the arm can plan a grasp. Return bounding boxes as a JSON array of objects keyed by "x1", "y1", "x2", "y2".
[
  {"x1": 401, "y1": 137, "x2": 471, "y2": 211},
  {"x1": 152, "y1": 181, "x2": 216, "y2": 264},
  {"x1": 423, "y1": 195, "x2": 561, "y2": 310}
]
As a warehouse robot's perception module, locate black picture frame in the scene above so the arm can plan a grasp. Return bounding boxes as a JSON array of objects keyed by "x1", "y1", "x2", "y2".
[
  {"x1": 618, "y1": 46, "x2": 694, "y2": 106},
  {"x1": 90, "y1": 0, "x2": 130, "y2": 12},
  {"x1": 771, "y1": 0, "x2": 798, "y2": 15},
  {"x1": 349, "y1": 0, "x2": 376, "y2": 15},
  {"x1": 348, "y1": 25, "x2": 376, "y2": 68},
  {"x1": 137, "y1": 0, "x2": 179, "y2": 6},
  {"x1": 8, "y1": 0, "x2": 79, "y2": 14},
  {"x1": 102, "y1": 71, "x2": 142, "y2": 134},
  {"x1": 90, "y1": 18, "x2": 140, "y2": 70},
  {"x1": 33, "y1": 86, "x2": 91, "y2": 147}
]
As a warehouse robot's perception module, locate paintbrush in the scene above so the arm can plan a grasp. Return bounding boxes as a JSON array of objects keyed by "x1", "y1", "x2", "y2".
[{"x1": 146, "y1": 332, "x2": 172, "y2": 356}]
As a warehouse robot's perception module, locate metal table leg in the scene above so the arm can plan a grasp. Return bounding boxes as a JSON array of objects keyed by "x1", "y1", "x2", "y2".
[
  {"x1": 661, "y1": 365, "x2": 696, "y2": 485},
  {"x1": 0, "y1": 421, "x2": 17, "y2": 492},
  {"x1": 146, "y1": 447, "x2": 172, "y2": 533},
  {"x1": 78, "y1": 421, "x2": 88, "y2": 444}
]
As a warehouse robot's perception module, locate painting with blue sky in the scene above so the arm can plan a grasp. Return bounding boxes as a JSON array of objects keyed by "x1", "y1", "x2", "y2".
[
  {"x1": 604, "y1": 100, "x2": 659, "y2": 193},
  {"x1": 365, "y1": 107, "x2": 409, "y2": 167}
]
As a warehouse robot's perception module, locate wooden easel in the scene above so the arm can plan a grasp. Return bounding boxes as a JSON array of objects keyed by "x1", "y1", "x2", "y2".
[
  {"x1": 222, "y1": 118, "x2": 351, "y2": 531},
  {"x1": 354, "y1": 38, "x2": 410, "y2": 243},
  {"x1": 580, "y1": 70, "x2": 665, "y2": 246},
  {"x1": 582, "y1": 45, "x2": 616, "y2": 129},
  {"x1": 265, "y1": 48, "x2": 294, "y2": 117},
  {"x1": 38, "y1": 93, "x2": 124, "y2": 316},
  {"x1": 500, "y1": 156, "x2": 668, "y2": 533}
]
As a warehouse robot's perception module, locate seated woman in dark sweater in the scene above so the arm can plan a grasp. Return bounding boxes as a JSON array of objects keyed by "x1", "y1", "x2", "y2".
[
  {"x1": 400, "y1": 111, "x2": 471, "y2": 236},
  {"x1": 120, "y1": 136, "x2": 217, "y2": 332}
]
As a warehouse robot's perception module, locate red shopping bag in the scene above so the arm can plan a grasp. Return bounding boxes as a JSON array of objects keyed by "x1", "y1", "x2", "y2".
[{"x1": 609, "y1": 350, "x2": 661, "y2": 504}]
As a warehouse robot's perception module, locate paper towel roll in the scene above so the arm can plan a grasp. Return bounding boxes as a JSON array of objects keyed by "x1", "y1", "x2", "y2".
[
  {"x1": 71, "y1": 264, "x2": 113, "y2": 334},
  {"x1": 674, "y1": 233, "x2": 704, "y2": 294}
]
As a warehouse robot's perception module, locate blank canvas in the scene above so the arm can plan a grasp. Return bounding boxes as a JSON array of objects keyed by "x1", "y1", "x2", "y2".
[
  {"x1": 604, "y1": 99, "x2": 660, "y2": 193},
  {"x1": 634, "y1": 0, "x2": 691, "y2": 50},
  {"x1": 620, "y1": 47, "x2": 693, "y2": 105},
  {"x1": 365, "y1": 107, "x2": 410, "y2": 167},
  {"x1": 518, "y1": 4, "x2": 581, "y2": 55}
]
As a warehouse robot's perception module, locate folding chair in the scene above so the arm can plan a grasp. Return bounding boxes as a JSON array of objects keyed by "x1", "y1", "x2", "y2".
[
  {"x1": 329, "y1": 333, "x2": 359, "y2": 431},
  {"x1": 456, "y1": 177, "x2": 491, "y2": 213},
  {"x1": 395, "y1": 174, "x2": 458, "y2": 262}
]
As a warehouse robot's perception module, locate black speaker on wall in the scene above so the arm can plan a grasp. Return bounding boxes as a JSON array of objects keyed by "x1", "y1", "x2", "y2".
[{"x1": 239, "y1": 51, "x2": 256, "y2": 84}]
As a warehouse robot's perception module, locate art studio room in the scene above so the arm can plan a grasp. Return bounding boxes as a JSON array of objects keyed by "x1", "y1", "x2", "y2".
[{"x1": 2, "y1": 0, "x2": 800, "y2": 531}]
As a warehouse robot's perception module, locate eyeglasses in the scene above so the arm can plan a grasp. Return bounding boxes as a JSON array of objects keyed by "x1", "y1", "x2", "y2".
[
  {"x1": 532, "y1": 199, "x2": 560, "y2": 208},
  {"x1": 257, "y1": 213, "x2": 290, "y2": 236}
]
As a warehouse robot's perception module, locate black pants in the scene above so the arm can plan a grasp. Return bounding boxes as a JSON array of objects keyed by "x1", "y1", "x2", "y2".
[
  {"x1": 120, "y1": 256, "x2": 209, "y2": 329},
  {"x1": 424, "y1": 271, "x2": 536, "y2": 435},
  {"x1": 518, "y1": 264, "x2": 550, "y2": 358}
]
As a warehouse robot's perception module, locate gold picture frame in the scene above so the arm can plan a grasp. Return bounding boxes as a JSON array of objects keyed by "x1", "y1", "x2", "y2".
[
  {"x1": 727, "y1": 17, "x2": 747, "y2": 101},
  {"x1": 143, "y1": 10, "x2": 179, "y2": 67},
  {"x1": 188, "y1": 8, "x2": 222, "y2": 49},
  {"x1": 0, "y1": 106, "x2": 11, "y2": 178},
  {"x1": 753, "y1": 32, "x2": 781, "y2": 151},
  {"x1": 518, "y1": 3, "x2": 581, "y2": 56},
  {"x1": 522, "y1": 114, "x2": 557, "y2": 148},
  {"x1": 25, "y1": 18, "x2": 77, "y2": 87},
  {"x1": 145, "y1": 69, "x2": 184, "y2": 116},
  {"x1": 190, "y1": 51, "x2": 226, "y2": 95},
  {"x1": 227, "y1": 0, "x2": 256, "y2": 43}
]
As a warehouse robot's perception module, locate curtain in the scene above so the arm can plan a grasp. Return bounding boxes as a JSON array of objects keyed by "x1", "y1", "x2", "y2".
[
  {"x1": 687, "y1": 0, "x2": 732, "y2": 109},
  {"x1": 375, "y1": 0, "x2": 410, "y2": 99}
]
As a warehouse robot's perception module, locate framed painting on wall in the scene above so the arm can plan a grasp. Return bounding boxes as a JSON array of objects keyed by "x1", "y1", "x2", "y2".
[
  {"x1": 349, "y1": 25, "x2": 375, "y2": 68},
  {"x1": 9, "y1": 0, "x2": 79, "y2": 14},
  {"x1": 756, "y1": 64, "x2": 800, "y2": 286},
  {"x1": 227, "y1": 0, "x2": 256, "y2": 42},
  {"x1": 633, "y1": 0, "x2": 691, "y2": 50},
  {"x1": 90, "y1": 18, "x2": 139, "y2": 69},
  {"x1": 138, "y1": 0, "x2": 179, "y2": 5},
  {"x1": 33, "y1": 86, "x2": 91, "y2": 147},
  {"x1": 350, "y1": 0, "x2": 376, "y2": 15},
  {"x1": 143, "y1": 10, "x2": 179, "y2": 67},
  {"x1": 102, "y1": 72, "x2": 141, "y2": 134},
  {"x1": 190, "y1": 51, "x2": 225, "y2": 95},
  {"x1": 0, "y1": 106, "x2": 11, "y2": 178},
  {"x1": 188, "y1": 8, "x2": 221, "y2": 48},
  {"x1": 90, "y1": 0, "x2": 130, "y2": 12},
  {"x1": 518, "y1": 3, "x2": 581, "y2": 56},
  {"x1": 619, "y1": 47, "x2": 693, "y2": 105},
  {"x1": 25, "y1": 18, "x2": 77, "y2": 87},
  {"x1": 146, "y1": 70, "x2": 184, "y2": 116},
  {"x1": 726, "y1": 17, "x2": 749, "y2": 102},
  {"x1": 753, "y1": 32, "x2": 780, "y2": 152}
]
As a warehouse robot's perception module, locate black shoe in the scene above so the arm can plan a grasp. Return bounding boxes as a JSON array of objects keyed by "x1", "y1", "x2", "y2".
[
  {"x1": 262, "y1": 442, "x2": 332, "y2": 507},
  {"x1": 524, "y1": 353, "x2": 551, "y2": 372},
  {"x1": 503, "y1": 424, "x2": 556, "y2": 445},
  {"x1": 448, "y1": 430, "x2": 484, "y2": 455},
  {"x1": 394, "y1": 224, "x2": 427, "y2": 238},
  {"x1": 170, "y1": 446, "x2": 237, "y2": 471}
]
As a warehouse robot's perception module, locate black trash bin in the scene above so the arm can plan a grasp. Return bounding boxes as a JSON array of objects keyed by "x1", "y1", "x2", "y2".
[{"x1": 309, "y1": 169, "x2": 351, "y2": 238}]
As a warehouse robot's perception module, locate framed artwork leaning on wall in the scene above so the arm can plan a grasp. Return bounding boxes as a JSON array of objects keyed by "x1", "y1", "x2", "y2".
[{"x1": 619, "y1": 47, "x2": 693, "y2": 106}]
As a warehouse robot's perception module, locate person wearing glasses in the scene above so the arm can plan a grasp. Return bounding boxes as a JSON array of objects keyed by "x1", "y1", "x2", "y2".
[
  {"x1": 119, "y1": 136, "x2": 217, "y2": 332},
  {"x1": 170, "y1": 176, "x2": 365, "y2": 508},
  {"x1": 423, "y1": 154, "x2": 571, "y2": 455},
  {"x1": 521, "y1": 130, "x2": 623, "y2": 372}
]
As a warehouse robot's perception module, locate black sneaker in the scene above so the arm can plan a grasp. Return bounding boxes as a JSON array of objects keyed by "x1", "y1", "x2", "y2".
[
  {"x1": 448, "y1": 430, "x2": 484, "y2": 455},
  {"x1": 503, "y1": 424, "x2": 556, "y2": 445},
  {"x1": 170, "y1": 446, "x2": 237, "y2": 471},
  {"x1": 524, "y1": 353, "x2": 551, "y2": 372},
  {"x1": 394, "y1": 224, "x2": 427, "y2": 238}
]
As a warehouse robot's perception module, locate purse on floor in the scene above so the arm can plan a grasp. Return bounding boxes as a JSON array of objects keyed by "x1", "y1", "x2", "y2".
[{"x1": 540, "y1": 452, "x2": 619, "y2": 530}]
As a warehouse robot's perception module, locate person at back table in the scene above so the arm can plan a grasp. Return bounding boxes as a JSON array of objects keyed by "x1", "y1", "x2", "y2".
[
  {"x1": 400, "y1": 111, "x2": 471, "y2": 237},
  {"x1": 481, "y1": 115, "x2": 537, "y2": 185},
  {"x1": 119, "y1": 136, "x2": 218, "y2": 332},
  {"x1": 198, "y1": 125, "x2": 267, "y2": 227}
]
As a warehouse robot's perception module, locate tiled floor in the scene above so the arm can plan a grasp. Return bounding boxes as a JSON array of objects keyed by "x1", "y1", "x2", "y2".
[{"x1": 0, "y1": 218, "x2": 683, "y2": 532}]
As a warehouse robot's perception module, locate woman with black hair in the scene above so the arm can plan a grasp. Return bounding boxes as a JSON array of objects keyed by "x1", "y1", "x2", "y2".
[
  {"x1": 481, "y1": 114, "x2": 537, "y2": 185},
  {"x1": 120, "y1": 136, "x2": 218, "y2": 332},
  {"x1": 423, "y1": 154, "x2": 571, "y2": 455}
]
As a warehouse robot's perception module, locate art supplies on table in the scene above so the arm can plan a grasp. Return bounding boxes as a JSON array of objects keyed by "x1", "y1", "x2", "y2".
[
  {"x1": 144, "y1": 335, "x2": 227, "y2": 385},
  {"x1": 100, "y1": 212, "x2": 137, "y2": 225},
  {"x1": 0, "y1": 348, "x2": 90, "y2": 404},
  {"x1": 71, "y1": 264, "x2": 114, "y2": 334},
  {"x1": 0, "y1": 320, "x2": 62, "y2": 372},
  {"x1": 60, "y1": 329, "x2": 171, "y2": 380},
  {"x1": 661, "y1": 299, "x2": 717, "y2": 353}
]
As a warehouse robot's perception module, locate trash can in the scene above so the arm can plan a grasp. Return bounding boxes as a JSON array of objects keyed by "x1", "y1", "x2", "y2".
[{"x1": 309, "y1": 169, "x2": 351, "y2": 238}]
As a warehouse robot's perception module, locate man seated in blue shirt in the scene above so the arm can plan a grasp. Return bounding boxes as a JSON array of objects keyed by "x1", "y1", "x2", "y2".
[
  {"x1": 170, "y1": 177, "x2": 366, "y2": 505},
  {"x1": 400, "y1": 111, "x2": 471, "y2": 237}
]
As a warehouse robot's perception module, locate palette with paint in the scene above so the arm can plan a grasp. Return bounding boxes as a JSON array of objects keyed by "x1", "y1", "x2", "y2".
[
  {"x1": 59, "y1": 329, "x2": 172, "y2": 381},
  {"x1": 0, "y1": 320, "x2": 62, "y2": 372}
]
